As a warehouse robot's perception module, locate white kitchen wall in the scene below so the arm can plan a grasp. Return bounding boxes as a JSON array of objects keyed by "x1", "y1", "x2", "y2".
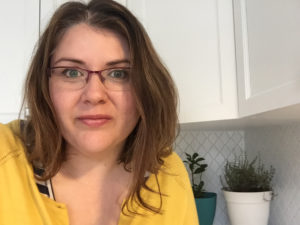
[
  {"x1": 245, "y1": 123, "x2": 300, "y2": 225},
  {"x1": 174, "y1": 127, "x2": 245, "y2": 225}
]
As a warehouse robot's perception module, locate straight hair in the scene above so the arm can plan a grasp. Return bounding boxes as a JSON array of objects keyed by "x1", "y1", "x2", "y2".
[{"x1": 21, "y1": 0, "x2": 178, "y2": 215}]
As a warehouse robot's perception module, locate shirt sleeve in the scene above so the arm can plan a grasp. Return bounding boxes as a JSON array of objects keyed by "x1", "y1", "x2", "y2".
[{"x1": 165, "y1": 152, "x2": 199, "y2": 225}]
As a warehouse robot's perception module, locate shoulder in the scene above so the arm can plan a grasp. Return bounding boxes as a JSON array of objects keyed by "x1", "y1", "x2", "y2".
[
  {"x1": 160, "y1": 152, "x2": 191, "y2": 190},
  {"x1": 0, "y1": 120, "x2": 24, "y2": 163},
  {"x1": 162, "y1": 152, "x2": 185, "y2": 172},
  {"x1": 155, "y1": 152, "x2": 197, "y2": 222}
]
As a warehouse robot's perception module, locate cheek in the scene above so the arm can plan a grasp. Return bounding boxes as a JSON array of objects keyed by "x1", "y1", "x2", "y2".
[
  {"x1": 49, "y1": 81, "x2": 73, "y2": 121},
  {"x1": 49, "y1": 81, "x2": 59, "y2": 112},
  {"x1": 114, "y1": 91, "x2": 139, "y2": 121}
]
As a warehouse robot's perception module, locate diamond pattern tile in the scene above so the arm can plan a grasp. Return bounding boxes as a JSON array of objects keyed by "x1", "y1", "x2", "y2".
[{"x1": 245, "y1": 123, "x2": 300, "y2": 225}]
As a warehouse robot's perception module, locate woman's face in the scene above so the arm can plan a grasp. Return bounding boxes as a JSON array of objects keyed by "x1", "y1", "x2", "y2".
[{"x1": 49, "y1": 23, "x2": 139, "y2": 158}]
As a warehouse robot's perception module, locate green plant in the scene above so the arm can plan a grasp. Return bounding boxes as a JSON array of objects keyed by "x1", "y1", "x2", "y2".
[
  {"x1": 221, "y1": 155, "x2": 275, "y2": 192},
  {"x1": 183, "y1": 152, "x2": 208, "y2": 198}
]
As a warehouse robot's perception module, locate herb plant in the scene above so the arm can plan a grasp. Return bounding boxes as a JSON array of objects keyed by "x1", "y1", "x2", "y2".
[
  {"x1": 183, "y1": 152, "x2": 208, "y2": 198},
  {"x1": 221, "y1": 155, "x2": 275, "y2": 192}
]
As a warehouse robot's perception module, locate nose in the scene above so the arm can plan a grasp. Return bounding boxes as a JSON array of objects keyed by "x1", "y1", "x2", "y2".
[
  {"x1": 81, "y1": 73, "x2": 108, "y2": 104},
  {"x1": 86, "y1": 71, "x2": 105, "y2": 83}
]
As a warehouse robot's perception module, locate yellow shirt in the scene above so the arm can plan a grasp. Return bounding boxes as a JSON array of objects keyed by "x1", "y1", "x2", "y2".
[{"x1": 0, "y1": 121, "x2": 198, "y2": 225}]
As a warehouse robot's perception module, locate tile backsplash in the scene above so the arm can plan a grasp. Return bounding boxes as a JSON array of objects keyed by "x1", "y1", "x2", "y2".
[
  {"x1": 175, "y1": 122, "x2": 300, "y2": 225},
  {"x1": 174, "y1": 127, "x2": 245, "y2": 225},
  {"x1": 245, "y1": 123, "x2": 300, "y2": 225}
]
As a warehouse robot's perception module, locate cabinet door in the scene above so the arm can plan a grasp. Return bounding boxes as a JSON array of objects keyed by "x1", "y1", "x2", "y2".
[
  {"x1": 0, "y1": 0, "x2": 39, "y2": 123},
  {"x1": 127, "y1": 0, "x2": 238, "y2": 123},
  {"x1": 234, "y1": 0, "x2": 300, "y2": 117}
]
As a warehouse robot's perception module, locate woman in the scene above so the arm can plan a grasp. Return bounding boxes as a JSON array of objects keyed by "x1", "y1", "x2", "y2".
[{"x1": 0, "y1": 0, "x2": 198, "y2": 224}]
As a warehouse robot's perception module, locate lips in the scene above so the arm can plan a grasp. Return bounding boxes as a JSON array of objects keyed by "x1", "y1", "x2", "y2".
[{"x1": 77, "y1": 114, "x2": 112, "y2": 127}]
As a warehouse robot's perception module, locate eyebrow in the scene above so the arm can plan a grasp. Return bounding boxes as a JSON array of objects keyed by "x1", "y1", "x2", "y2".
[
  {"x1": 106, "y1": 59, "x2": 130, "y2": 66},
  {"x1": 53, "y1": 58, "x2": 84, "y2": 66},
  {"x1": 53, "y1": 58, "x2": 130, "y2": 67}
]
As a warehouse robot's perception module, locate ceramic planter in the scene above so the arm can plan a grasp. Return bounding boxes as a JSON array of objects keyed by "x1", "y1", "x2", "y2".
[
  {"x1": 223, "y1": 190, "x2": 272, "y2": 225},
  {"x1": 195, "y1": 192, "x2": 217, "y2": 225}
]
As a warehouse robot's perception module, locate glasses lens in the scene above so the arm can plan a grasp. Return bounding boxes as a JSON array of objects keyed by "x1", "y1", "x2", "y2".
[
  {"x1": 51, "y1": 67, "x2": 87, "y2": 90},
  {"x1": 101, "y1": 68, "x2": 131, "y2": 91}
]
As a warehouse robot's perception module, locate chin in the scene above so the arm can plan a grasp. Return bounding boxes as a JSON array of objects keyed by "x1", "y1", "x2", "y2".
[{"x1": 70, "y1": 140, "x2": 123, "y2": 157}]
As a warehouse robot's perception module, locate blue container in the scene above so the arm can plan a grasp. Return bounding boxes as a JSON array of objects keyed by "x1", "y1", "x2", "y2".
[{"x1": 195, "y1": 192, "x2": 217, "y2": 225}]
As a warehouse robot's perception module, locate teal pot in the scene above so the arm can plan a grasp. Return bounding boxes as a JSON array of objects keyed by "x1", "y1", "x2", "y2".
[{"x1": 195, "y1": 192, "x2": 217, "y2": 225}]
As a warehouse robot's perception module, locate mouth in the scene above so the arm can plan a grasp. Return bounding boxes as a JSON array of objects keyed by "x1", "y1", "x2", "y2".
[{"x1": 77, "y1": 114, "x2": 112, "y2": 127}]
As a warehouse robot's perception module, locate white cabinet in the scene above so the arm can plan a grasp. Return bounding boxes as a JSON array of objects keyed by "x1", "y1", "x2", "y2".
[
  {"x1": 0, "y1": 0, "x2": 39, "y2": 123},
  {"x1": 234, "y1": 0, "x2": 300, "y2": 117},
  {"x1": 138, "y1": 0, "x2": 300, "y2": 123},
  {"x1": 127, "y1": 0, "x2": 238, "y2": 123}
]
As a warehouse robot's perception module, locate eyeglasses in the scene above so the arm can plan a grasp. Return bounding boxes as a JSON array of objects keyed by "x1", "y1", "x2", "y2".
[{"x1": 49, "y1": 66, "x2": 131, "y2": 91}]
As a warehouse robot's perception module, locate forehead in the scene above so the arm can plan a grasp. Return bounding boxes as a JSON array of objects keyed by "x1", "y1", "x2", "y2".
[{"x1": 52, "y1": 23, "x2": 129, "y2": 66}]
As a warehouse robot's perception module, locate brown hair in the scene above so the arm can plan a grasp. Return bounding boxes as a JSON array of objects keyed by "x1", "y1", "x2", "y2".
[{"x1": 21, "y1": 0, "x2": 178, "y2": 214}]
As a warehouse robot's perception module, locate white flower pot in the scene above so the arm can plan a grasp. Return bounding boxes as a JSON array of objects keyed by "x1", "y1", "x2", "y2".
[{"x1": 223, "y1": 190, "x2": 272, "y2": 225}]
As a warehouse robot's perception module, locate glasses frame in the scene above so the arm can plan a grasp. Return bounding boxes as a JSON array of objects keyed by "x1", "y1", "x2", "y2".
[
  {"x1": 49, "y1": 66, "x2": 131, "y2": 81},
  {"x1": 48, "y1": 66, "x2": 131, "y2": 91}
]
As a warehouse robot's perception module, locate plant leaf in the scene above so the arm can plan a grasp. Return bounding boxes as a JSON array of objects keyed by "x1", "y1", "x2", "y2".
[
  {"x1": 195, "y1": 158, "x2": 205, "y2": 163},
  {"x1": 194, "y1": 167, "x2": 203, "y2": 174},
  {"x1": 192, "y1": 153, "x2": 199, "y2": 160}
]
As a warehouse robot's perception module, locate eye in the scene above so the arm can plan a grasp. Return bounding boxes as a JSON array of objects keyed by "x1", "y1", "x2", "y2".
[
  {"x1": 107, "y1": 69, "x2": 129, "y2": 80},
  {"x1": 62, "y1": 68, "x2": 84, "y2": 78}
]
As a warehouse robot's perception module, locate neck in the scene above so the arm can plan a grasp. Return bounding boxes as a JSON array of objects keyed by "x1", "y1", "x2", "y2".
[{"x1": 58, "y1": 145, "x2": 125, "y2": 185}]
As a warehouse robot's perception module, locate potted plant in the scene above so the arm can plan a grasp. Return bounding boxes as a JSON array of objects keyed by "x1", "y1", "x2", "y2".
[
  {"x1": 220, "y1": 154, "x2": 275, "y2": 225},
  {"x1": 184, "y1": 152, "x2": 216, "y2": 225}
]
